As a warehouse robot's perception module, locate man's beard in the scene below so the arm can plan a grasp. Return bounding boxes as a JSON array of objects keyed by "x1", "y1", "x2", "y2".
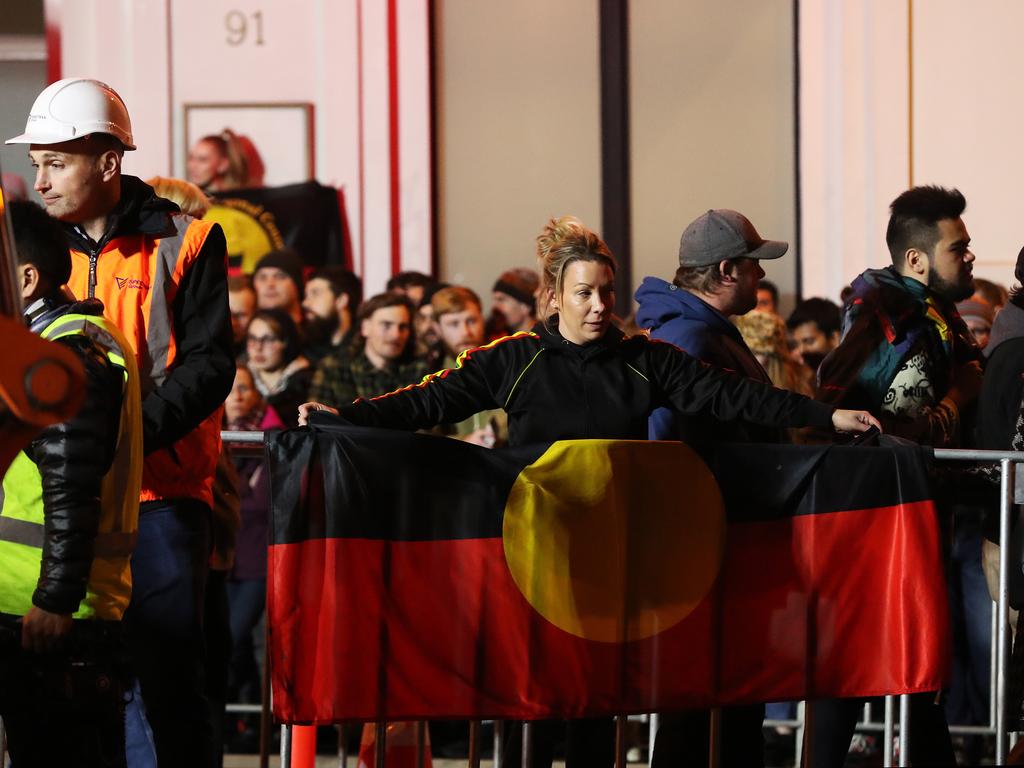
[
  {"x1": 927, "y1": 267, "x2": 974, "y2": 303},
  {"x1": 304, "y1": 314, "x2": 339, "y2": 346},
  {"x1": 800, "y1": 351, "x2": 828, "y2": 374}
]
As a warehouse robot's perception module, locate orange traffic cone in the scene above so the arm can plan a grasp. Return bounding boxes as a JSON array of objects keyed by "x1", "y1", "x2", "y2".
[{"x1": 357, "y1": 721, "x2": 432, "y2": 767}]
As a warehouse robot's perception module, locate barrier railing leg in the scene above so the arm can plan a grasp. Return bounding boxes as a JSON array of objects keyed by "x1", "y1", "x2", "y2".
[
  {"x1": 708, "y1": 708, "x2": 721, "y2": 768},
  {"x1": 261, "y1": 615, "x2": 273, "y2": 768},
  {"x1": 521, "y1": 721, "x2": 532, "y2": 768},
  {"x1": 375, "y1": 722, "x2": 387, "y2": 768},
  {"x1": 648, "y1": 712, "x2": 659, "y2": 763},
  {"x1": 800, "y1": 701, "x2": 813, "y2": 768},
  {"x1": 281, "y1": 725, "x2": 292, "y2": 768},
  {"x1": 794, "y1": 704, "x2": 802, "y2": 768},
  {"x1": 883, "y1": 696, "x2": 894, "y2": 767},
  {"x1": 338, "y1": 724, "x2": 348, "y2": 767},
  {"x1": 897, "y1": 694, "x2": 910, "y2": 767},
  {"x1": 467, "y1": 721, "x2": 480, "y2": 768},
  {"x1": 614, "y1": 715, "x2": 627, "y2": 768},
  {"x1": 414, "y1": 721, "x2": 426, "y2": 768},
  {"x1": 997, "y1": 458, "x2": 1015, "y2": 763},
  {"x1": 991, "y1": 596, "x2": 999, "y2": 731},
  {"x1": 493, "y1": 720, "x2": 503, "y2": 768}
]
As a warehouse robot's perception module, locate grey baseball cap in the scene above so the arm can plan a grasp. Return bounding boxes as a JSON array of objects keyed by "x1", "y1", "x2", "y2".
[{"x1": 678, "y1": 209, "x2": 788, "y2": 267}]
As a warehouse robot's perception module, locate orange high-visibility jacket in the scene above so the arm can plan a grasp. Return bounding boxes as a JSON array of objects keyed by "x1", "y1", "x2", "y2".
[{"x1": 65, "y1": 176, "x2": 234, "y2": 508}]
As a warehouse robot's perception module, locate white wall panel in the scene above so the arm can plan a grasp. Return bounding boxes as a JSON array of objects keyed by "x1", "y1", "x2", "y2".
[
  {"x1": 46, "y1": 0, "x2": 432, "y2": 293},
  {"x1": 798, "y1": 0, "x2": 910, "y2": 303}
]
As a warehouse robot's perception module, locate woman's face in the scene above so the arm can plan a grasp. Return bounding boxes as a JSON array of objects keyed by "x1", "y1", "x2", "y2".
[
  {"x1": 186, "y1": 139, "x2": 227, "y2": 189},
  {"x1": 556, "y1": 259, "x2": 615, "y2": 345},
  {"x1": 246, "y1": 317, "x2": 286, "y2": 372},
  {"x1": 225, "y1": 366, "x2": 261, "y2": 423}
]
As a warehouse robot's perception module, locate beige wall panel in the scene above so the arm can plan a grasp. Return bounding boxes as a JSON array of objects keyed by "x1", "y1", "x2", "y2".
[
  {"x1": 630, "y1": 0, "x2": 797, "y2": 312},
  {"x1": 435, "y1": 0, "x2": 602, "y2": 303},
  {"x1": 914, "y1": 0, "x2": 1024, "y2": 287}
]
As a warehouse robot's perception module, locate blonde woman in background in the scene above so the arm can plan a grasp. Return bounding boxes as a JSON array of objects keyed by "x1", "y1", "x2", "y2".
[
  {"x1": 734, "y1": 310, "x2": 815, "y2": 397},
  {"x1": 146, "y1": 176, "x2": 211, "y2": 219}
]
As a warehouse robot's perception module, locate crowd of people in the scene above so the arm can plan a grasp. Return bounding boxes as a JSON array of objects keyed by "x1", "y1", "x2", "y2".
[{"x1": 1, "y1": 76, "x2": 1022, "y2": 768}]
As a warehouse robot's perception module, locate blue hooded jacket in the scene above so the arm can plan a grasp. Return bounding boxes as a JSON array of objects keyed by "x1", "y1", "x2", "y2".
[{"x1": 634, "y1": 276, "x2": 776, "y2": 447}]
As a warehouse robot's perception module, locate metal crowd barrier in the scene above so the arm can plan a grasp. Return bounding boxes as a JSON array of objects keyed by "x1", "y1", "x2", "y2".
[
  {"x1": 220, "y1": 432, "x2": 1024, "y2": 767},
  {"x1": 5, "y1": 434, "x2": 1014, "y2": 768}
]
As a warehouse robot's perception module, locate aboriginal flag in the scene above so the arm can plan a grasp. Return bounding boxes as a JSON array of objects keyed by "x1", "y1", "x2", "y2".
[
  {"x1": 205, "y1": 181, "x2": 348, "y2": 273},
  {"x1": 266, "y1": 423, "x2": 949, "y2": 724}
]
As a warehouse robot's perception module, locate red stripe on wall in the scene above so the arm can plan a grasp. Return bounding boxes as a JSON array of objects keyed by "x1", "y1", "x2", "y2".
[
  {"x1": 44, "y1": 0, "x2": 63, "y2": 83},
  {"x1": 387, "y1": 0, "x2": 402, "y2": 276}
]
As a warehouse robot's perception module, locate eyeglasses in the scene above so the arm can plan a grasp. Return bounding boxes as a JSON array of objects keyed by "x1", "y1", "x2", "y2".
[{"x1": 247, "y1": 334, "x2": 284, "y2": 347}]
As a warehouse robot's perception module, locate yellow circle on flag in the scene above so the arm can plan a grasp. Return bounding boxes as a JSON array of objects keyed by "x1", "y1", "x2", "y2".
[
  {"x1": 502, "y1": 440, "x2": 725, "y2": 643},
  {"x1": 205, "y1": 203, "x2": 283, "y2": 273}
]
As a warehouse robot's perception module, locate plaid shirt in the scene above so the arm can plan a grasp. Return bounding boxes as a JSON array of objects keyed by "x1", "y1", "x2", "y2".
[{"x1": 309, "y1": 349, "x2": 429, "y2": 408}]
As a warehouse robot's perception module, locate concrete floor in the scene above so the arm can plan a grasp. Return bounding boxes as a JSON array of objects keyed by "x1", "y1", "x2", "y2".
[{"x1": 224, "y1": 760, "x2": 565, "y2": 767}]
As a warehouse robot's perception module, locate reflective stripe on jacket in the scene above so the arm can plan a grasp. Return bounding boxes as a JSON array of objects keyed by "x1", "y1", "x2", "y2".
[
  {"x1": 0, "y1": 312, "x2": 142, "y2": 620},
  {"x1": 66, "y1": 214, "x2": 222, "y2": 506}
]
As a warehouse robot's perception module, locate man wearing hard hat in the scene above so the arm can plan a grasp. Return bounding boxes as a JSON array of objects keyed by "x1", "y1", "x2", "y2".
[{"x1": 7, "y1": 78, "x2": 234, "y2": 767}]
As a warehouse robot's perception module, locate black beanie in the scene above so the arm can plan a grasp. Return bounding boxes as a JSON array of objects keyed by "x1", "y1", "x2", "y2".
[
  {"x1": 493, "y1": 268, "x2": 539, "y2": 309},
  {"x1": 254, "y1": 248, "x2": 304, "y2": 292}
]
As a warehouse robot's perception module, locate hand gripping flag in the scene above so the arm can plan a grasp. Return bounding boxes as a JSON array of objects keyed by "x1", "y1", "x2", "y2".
[{"x1": 266, "y1": 423, "x2": 950, "y2": 724}]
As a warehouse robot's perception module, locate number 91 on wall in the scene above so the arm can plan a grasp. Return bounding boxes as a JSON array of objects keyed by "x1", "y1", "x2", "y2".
[{"x1": 225, "y1": 10, "x2": 265, "y2": 46}]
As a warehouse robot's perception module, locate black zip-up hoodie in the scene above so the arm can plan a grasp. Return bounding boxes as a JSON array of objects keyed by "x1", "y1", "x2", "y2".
[
  {"x1": 979, "y1": 298, "x2": 1024, "y2": 450},
  {"x1": 62, "y1": 175, "x2": 233, "y2": 456},
  {"x1": 338, "y1": 320, "x2": 835, "y2": 446},
  {"x1": 20, "y1": 295, "x2": 123, "y2": 615}
]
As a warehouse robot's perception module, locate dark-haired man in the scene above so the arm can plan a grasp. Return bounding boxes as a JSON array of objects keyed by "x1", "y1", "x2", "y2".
[
  {"x1": 1, "y1": 200, "x2": 141, "y2": 766},
  {"x1": 254, "y1": 247, "x2": 305, "y2": 326},
  {"x1": 386, "y1": 270, "x2": 434, "y2": 306},
  {"x1": 490, "y1": 267, "x2": 539, "y2": 336},
  {"x1": 786, "y1": 297, "x2": 841, "y2": 374},
  {"x1": 817, "y1": 185, "x2": 981, "y2": 444},
  {"x1": 228, "y1": 275, "x2": 257, "y2": 357},
  {"x1": 309, "y1": 292, "x2": 428, "y2": 406},
  {"x1": 302, "y1": 265, "x2": 363, "y2": 363},
  {"x1": 756, "y1": 278, "x2": 779, "y2": 315},
  {"x1": 812, "y1": 185, "x2": 982, "y2": 767}
]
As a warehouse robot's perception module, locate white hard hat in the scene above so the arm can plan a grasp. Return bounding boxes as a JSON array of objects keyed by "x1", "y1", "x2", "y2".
[{"x1": 5, "y1": 78, "x2": 136, "y2": 150}]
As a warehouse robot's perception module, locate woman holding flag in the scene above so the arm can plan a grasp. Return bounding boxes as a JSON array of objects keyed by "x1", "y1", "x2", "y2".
[{"x1": 299, "y1": 214, "x2": 879, "y2": 766}]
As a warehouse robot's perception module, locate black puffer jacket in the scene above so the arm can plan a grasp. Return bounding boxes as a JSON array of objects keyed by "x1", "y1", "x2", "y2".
[
  {"x1": 338, "y1": 321, "x2": 835, "y2": 446},
  {"x1": 22, "y1": 296, "x2": 124, "y2": 614}
]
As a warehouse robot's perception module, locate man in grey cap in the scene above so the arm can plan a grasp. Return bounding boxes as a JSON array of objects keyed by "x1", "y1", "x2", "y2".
[
  {"x1": 636, "y1": 208, "x2": 788, "y2": 451},
  {"x1": 634, "y1": 208, "x2": 789, "y2": 767}
]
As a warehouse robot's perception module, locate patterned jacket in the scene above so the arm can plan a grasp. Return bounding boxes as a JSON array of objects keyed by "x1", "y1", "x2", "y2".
[{"x1": 817, "y1": 266, "x2": 983, "y2": 447}]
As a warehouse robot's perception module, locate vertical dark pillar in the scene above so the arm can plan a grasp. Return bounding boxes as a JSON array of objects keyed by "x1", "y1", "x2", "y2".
[{"x1": 599, "y1": 0, "x2": 633, "y2": 317}]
